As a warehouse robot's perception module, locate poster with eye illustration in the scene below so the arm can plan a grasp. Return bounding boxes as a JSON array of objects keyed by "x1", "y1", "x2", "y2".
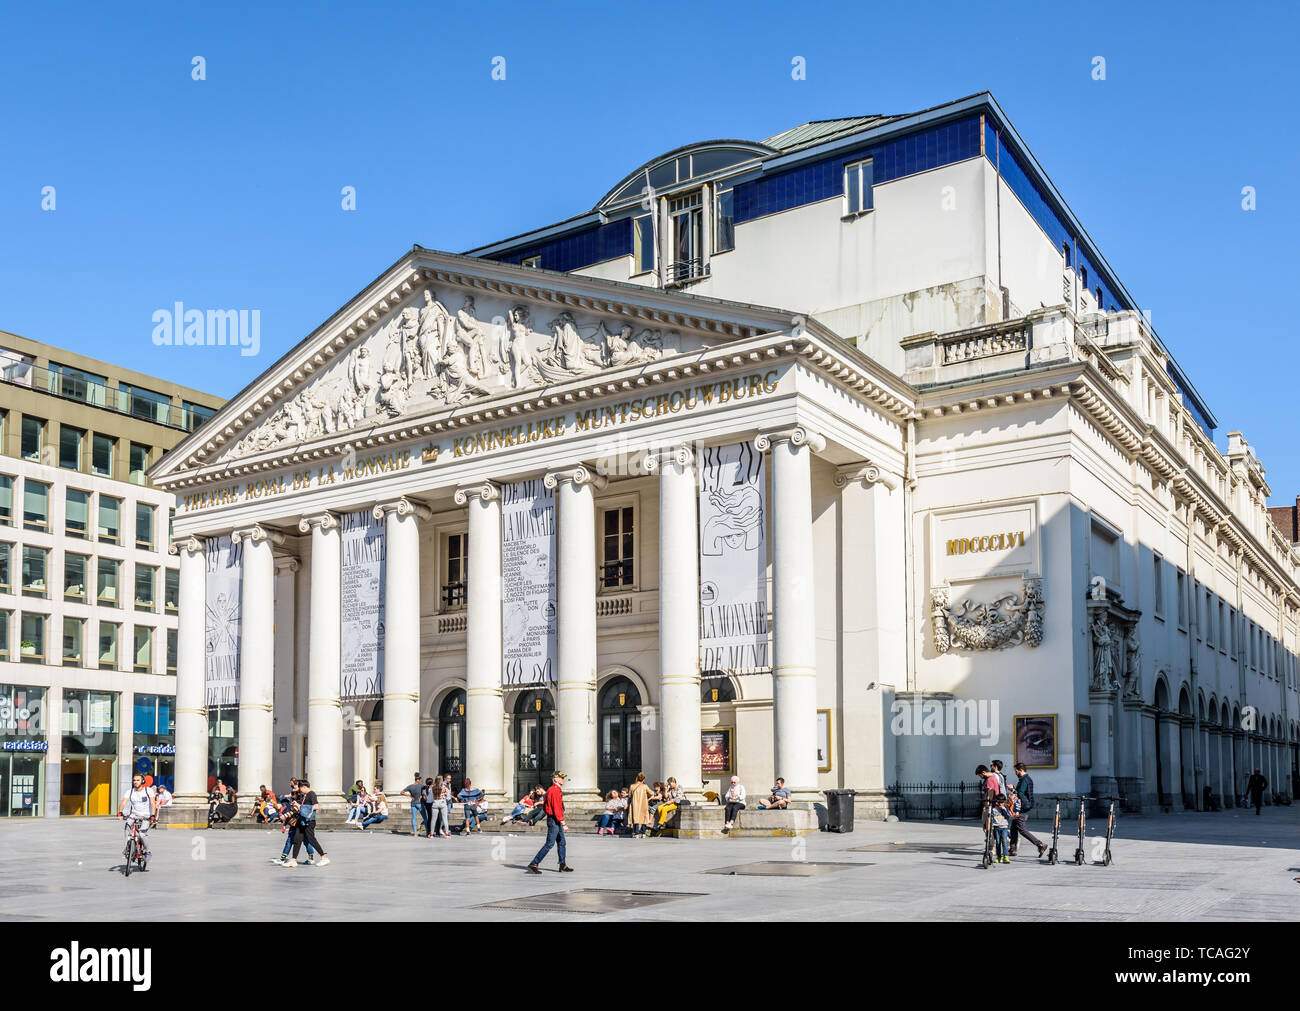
[{"x1": 1014, "y1": 714, "x2": 1057, "y2": 769}]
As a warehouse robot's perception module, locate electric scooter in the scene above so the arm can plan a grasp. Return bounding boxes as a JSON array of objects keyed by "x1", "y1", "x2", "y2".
[
  {"x1": 1102, "y1": 797, "x2": 1116, "y2": 866},
  {"x1": 1046, "y1": 799, "x2": 1060, "y2": 864},
  {"x1": 1073, "y1": 794, "x2": 1089, "y2": 866}
]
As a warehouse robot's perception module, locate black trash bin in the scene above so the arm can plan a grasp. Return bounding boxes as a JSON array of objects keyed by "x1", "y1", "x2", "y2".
[{"x1": 824, "y1": 789, "x2": 857, "y2": 833}]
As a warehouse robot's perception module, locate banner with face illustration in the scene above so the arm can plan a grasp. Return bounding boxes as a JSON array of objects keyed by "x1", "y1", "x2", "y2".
[
  {"x1": 204, "y1": 535, "x2": 243, "y2": 707},
  {"x1": 501, "y1": 479, "x2": 557, "y2": 687},
  {"x1": 699, "y1": 442, "x2": 769, "y2": 674},
  {"x1": 340, "y1": 509, "x2": 386, "y2": 699}
]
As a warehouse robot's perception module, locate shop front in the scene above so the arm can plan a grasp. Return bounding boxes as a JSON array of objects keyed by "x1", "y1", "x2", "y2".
[
  {"x1": 132, "y1": 693, "x2": 176, "y2": 792},
  {"x1": 1, "y1": 683, "x2": 48, "y2": 818},
  {"x1": 60, "y1": 688, "x2": 119, "y2": 816}
]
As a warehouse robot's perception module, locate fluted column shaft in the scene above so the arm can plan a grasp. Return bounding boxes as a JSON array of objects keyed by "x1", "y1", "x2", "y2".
[
  {"x1": 300, "y1": 513, "x2": 343, "y2": 800},
  {"x1": 547, "y1": 466, "x2": 605, "y2": 801},
  {"x1": 233, "y1": 525, "x2": 280, "y2": 797},
  {"x1": 457, "y1": 483, "x2": 506, "y2": 800}
]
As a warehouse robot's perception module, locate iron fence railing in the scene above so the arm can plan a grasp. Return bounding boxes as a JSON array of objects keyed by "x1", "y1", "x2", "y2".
[{"x1": 885, "y1": 781, "x2": 982, "y2": 820}]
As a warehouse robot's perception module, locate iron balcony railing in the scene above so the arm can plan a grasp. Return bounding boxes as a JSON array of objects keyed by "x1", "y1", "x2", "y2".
[{"x1": 664, "y1": 259, "x2": 710, "y2": 286}]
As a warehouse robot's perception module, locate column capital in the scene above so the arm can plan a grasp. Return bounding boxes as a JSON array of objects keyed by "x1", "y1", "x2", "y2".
[
  {"x1": 642, "y1": 443, "x2": 695, "y2": 473},
  {"x1": 298, "y1": 511, "x2": 339, "y2": 534},
  {"x1": 544, "y1": 464, "x2": 608, "y2": 491},
  {"x1": 274, "y1": 554, "x2": 301, "y2": 573},
  {"x1": 231, "y1": 524, "x2": 286, "y2": 547},
  {"x1": 754, "y1": 426, "x2": 826, "y2": 454},
  {"x1": 454, "y1": 481, "x2": 500, "y2": 505},
  {"x1": 168, "y1": 536, "x2": 205, "y2": 557},
  {"x1": 373, "y1": 496, "x2": 433, "y2": 521},
  {"x1": 833, "y1": 461, "x2": 900, "y2": 491}
]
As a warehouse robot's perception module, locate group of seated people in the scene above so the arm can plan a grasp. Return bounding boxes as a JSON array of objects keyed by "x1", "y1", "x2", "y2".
[
  {"x1": 208, "y1": 780, "x2": 238, "y2": 825},
  {"x1": 345, "y1": 781, "x2": 390, "y2": 829}
]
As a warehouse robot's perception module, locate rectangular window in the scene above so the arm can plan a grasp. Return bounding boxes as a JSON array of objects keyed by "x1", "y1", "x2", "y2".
[
  {"x1": 97, "y1": 559, "x2": 119, "y2": 607},
  {"x1": 601, "y1": 506, "x2": 635, "y2": 589},
  {"x1": 21, "y1": 546, "x2": 47, "y2": 598},
  {"x1": 844, "y1": 158, "x2": 874, "y2": 215},
  {"x1": 98, "y1": 496, "x2": 120, "y2": 543},
  {"x1": 23, "y1": 480, "x2": 49, "y2": 532},
  {"x1": 633, "y1": 214, "x2": 656, "y2": 274},
  {"x1": 1176, "y1": 571, "x2": 1188, "y2": 627},
  {"x1": 20, "y1": 613, "x2": 44, "y2": 663},
  {"x1": 20, "y1": 417, "x2": 43, "y2": 462},
  {"x1": 0, "y1": 543, "x2": 9, "y2": 593},
  {"x1": 66, "y1": 488, "x2": 89, "y2": 539},
  {"x1": 713, "y1": 188, "x2": 735, "y2": 253},
  {"x1": 62, "y1": 617, "x2": 83, "y2": 667},
  {"x1": 135, "y1": 503, "x2": 155, "y2": 550},
  {"x1": 164, "y1": 568, "x2": 179, "y2": 614},
  {"x1": 1152, "y1": 555, "x2": 1164, "y2": 617},
  {"x1": 64, "y1": 554, "x2": 88, "y2": 601},
  {"x1": 59, "y1": 425, "x2": 84, "y2": 470},
  {"x1": 49, "y1": 362, "x2": 108, "y2": 405},
  {"x1": 667, "y1": 191, "x2": 704, "y2": 284},
  {"x1": 122, "y1": 385, "x2": 170, "y2": 424},
  {"x1": 1218, "y1": 602, "x2": 1227, "y2": 653},
  {"x1": 181, "y1": 401, "x2": 215, "y2": 432},
  {"x1": 134, "y1": 566, "x2": 155, "y2": 612},
  {"x1": 0, "y1": 611, "x2": 9, "y2": 661},
  {"x1": 0, "y1": 475, "x2": 11, "y2": 525},
  {"x1": 133, "y1": 626, "x2": 152, "y2": 673},
  {"x1": 98, "y1": 622, "x2": 119, "y2": 670},
  {"x1": 166, "y1": 628, "x2": 177, "y2": 674},
  {"x1": 128, "y1": 443, "x2": 150, "y2": 485},
  {"x1": 1205, "y1": 592, "x2": 1214, "y2": 648},
  {"x1": 91, "y1": 434, "x2": 114, "y2": 477},
  {"x1": 443, "y1": 532, "x2": 468, "y2": 609}
]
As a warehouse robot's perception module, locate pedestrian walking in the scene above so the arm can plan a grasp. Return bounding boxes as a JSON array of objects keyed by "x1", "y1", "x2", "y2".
[
  {"x1": 421, "y1": 777, "x2": 437, "y2": 837},
  {"x1": 1009, "y1": 762, "x2": 1046, "y2": 858},
  {"x1": 286, "y1": 780, "x2": 330, "y2": 867},
  {"x1": 527, "y1": 772, "x2": 573, "y2": 873},
  {"x1": 1246, "y1": 769, "x2": 1268, "y2": 815}
]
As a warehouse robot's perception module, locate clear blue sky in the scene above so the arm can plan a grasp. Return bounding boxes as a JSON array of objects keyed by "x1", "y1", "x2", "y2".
[{"x1": 2, "y1": 1, "x2": 1296, "y2": 498}]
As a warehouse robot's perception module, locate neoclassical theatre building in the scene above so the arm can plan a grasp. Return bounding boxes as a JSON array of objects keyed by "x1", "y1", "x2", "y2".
[{"x1": 153, "y1": 93, "x2": 1298, "y2": 819}]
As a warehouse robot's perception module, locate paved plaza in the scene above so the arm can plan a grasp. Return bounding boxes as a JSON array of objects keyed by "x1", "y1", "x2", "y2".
[{"x1": 4, "y1": 807, "x2": 1300, "y2": 922}]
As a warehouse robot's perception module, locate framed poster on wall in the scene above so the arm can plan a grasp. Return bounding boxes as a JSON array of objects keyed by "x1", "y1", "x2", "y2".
[
  {"x1": 817, "y1": 709, "x2": 832, "y2": 772},
  {"x1": 700, "y1": 729, "x2": 732, "y2": 776},
  {"x1": 1077, "y1": 715, "x2": 1092, "y2": 770},
  {"x1": 1013, "y1": 714, "x2": 1058, "y2": 769}
]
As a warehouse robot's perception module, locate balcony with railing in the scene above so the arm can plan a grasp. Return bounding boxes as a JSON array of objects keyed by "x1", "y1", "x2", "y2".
[
  {"x1": 0, "y1": 359, "x2": 212, "y2": 432},
  {"x1": 664, "y1": 259, "x2": 710, "y2": 287}
]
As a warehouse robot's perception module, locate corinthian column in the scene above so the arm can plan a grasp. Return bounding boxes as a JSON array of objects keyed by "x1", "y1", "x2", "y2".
[
  {"x1": 755, "y1": 426, "x2": 825, "y2": 801},
  {"x1": 455, "y1": 482, "x2": 506, "y2": 801},
  {"x1": 172, "y1": 536, "x2": 208, "y2": 808},
  {"x1": 546, "y1": 465, "x2": 607, "y2": 803},
  {"x1": 298, "y1": 512, "x2": 344, "y2": 801},
  {"x1": 374, "y1": 497, "x2": 431, "y2": 795},
  {"x1": 231, "y1": 524, "x2": 284, "y2": 800},
  {"x1": 645, "y1": 445, "x2": 702, "y2": 796}
]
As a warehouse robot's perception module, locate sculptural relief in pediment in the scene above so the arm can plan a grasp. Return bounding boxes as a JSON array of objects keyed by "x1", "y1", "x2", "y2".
[{"x1": 221, "y1": 286, "x2": 680, "y2": 462}]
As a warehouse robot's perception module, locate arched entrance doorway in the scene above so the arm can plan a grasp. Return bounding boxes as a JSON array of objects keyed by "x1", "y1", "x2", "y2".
[
  {"x1": 598, "y1": 677, "x2": 642, "y2": 795},
  {"x1": 513, "y1": 690, "x2": 554, "y2": 801},
  {"x1": 439, "y1": 690, "x2": 466, "y2": 793}
]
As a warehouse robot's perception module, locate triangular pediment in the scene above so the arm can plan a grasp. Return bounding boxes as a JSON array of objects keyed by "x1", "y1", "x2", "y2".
[{"x1": 152, "y1": 248, "x2": 815, "y2": 480}]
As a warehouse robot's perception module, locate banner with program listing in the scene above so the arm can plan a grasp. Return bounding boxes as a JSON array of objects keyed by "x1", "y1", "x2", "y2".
[
  {"x1": 501, "y1": 478, "x2": 556, "y2": 688},
  {"x1": 698, "y1": 441, "x2": 769, "y2": 674},
  {"x1": 340, "y1": 508, "x2": 386, "y2": 699},
  {"x1": 204, "y1": 534, "x2": 243, "y2": 707}
]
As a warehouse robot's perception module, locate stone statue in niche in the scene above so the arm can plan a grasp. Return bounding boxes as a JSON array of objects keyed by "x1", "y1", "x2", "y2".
[
  {"x1": 1091, "y1": 616, "x2": 1117, "y2": 691},
  {"x1": 1122, "y1": 624, "x2": 1142, "y2": 699}
]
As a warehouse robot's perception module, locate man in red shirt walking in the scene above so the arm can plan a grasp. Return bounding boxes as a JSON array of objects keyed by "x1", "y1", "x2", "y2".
[{"x1": 527, "y1": 771, "x2": 573, "y2": 874}]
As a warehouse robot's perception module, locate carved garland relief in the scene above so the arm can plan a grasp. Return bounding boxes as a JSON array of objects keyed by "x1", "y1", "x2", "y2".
[
  {"x1": 931, "y1": 577, "x2": 1044, "y2": 653},
  {"x1": 225, "y1": 287, "x2": 676, "y2": 462}
]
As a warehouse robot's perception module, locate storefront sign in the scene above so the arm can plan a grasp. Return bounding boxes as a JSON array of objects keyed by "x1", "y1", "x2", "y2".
[
  {"x1": 340, "y1": 508, "x2": 386, "y2": 698},
  {"x1": 1, "y1": 740, "x2": 48, "y2": 752},
  {"x1": 701, "y1": 729, "x2": 732, "y2": 775},
  {"x1": 204, "y1": 534, "x2": 243, "y2": 707},
  {"x1": 133, "y1": 744, "x2": 175, "y2": 755},
  {"x1": 501, "y1": 478, "x2": 556, "y2": 687},
  {"x1": 699, "y1": 441, "x2": 769, "y2": 674}
]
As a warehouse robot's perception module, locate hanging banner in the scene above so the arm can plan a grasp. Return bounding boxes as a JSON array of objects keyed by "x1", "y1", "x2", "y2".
[
  {"x1": 699, "y1": 441, "x2": 769, "y2": 674},
  {"x1": 204, "y1": 534, "x2": 243, "y2": 707},
  {"x1": 340, "y1": 509, "x2": 386, "y2": 699},
  {"x1": 501, "y1": 478, "x2": 557, "y2": 687}
]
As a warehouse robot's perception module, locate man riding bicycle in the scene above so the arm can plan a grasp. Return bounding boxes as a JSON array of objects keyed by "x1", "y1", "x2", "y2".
[{"x1": 118, "y1": 773, "x2": 159, "y2": 867}]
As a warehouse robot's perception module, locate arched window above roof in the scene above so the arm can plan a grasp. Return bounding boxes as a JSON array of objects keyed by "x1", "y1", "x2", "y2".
[{"x1": 595, "y1": 142, "x2": 774, "y2": 211}]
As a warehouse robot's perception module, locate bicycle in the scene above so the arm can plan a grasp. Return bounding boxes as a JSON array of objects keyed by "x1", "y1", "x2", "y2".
[{"x1": 120, "y1": 814, "x2": 152, "y2": 877}]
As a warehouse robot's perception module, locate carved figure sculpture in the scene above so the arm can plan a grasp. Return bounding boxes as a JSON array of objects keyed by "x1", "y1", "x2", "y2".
[{"x1": 1091, "y1": 616, "x2": 1116, "y2": 691}]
